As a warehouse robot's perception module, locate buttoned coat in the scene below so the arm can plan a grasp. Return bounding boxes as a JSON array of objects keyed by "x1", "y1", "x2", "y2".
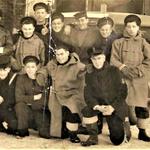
[
  {"x1": 36, "y1": 53, "x2": 86, "y2": 137},
  {"x1": 111, "y1": 31, "x2": 150, "y2": 107}
]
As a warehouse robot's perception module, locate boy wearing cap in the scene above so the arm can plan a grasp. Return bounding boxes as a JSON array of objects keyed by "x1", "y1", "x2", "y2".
[
  {"x1": 81, "y1": 47, "x2": 130, "y2": 146},
  {"x1": 111, "y1": 14, "x2": 150, "y2": 142},
  {"x1": 96, "y1": 17, "x2": 121, "y2": 62},
  {"x1": 36, "y1": 43, "x2": 86, "y2": 143},
  {"x1": 15, "y1": 55, "x2": 50, "y2": 138},
  {"x1": 69, "y1": 11, "x2": 100, "y2": 64},
  {"x1": 33, "y1": 2, "x2": 50, "y2": 64},
  {"x1": 11, "y1": 16, "x2": 45, "y2": 72},
  {"x1": 51, "y1": 12, "x2": 73, "y2": 49},
  {"x1": 0, "y1": 9, "x2": 13, "y2": 56},
  {"x1": 0, "y1": 55, "x2": 17, "y2": 135}
]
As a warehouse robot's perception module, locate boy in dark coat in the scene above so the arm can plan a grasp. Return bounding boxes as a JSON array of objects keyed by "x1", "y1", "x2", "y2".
[
  {"x1": 81, "y1": 47, "x2": 131, "y2": 146},
  {"x1": 0, "y1": 55, "x2": 17, "y2": 134},
  {"x1": 96, "y1": 17, "x2": 121, "y2": 62},
  {"x1": 15, "y1": 55, "x2": 50, "y2": 138}
]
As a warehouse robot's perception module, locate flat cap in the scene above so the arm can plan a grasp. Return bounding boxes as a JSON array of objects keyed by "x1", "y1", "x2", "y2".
[
  {"x1": 33, "y1": 2, "x2": 49, "y2": 12},
  {"x1": 0, "y1": 55, "x2": 10, "y2": 69},
  {"x1": 87, "y1": 47, "x2": 104, "y2": 57},
  {"x1": 23, "y1": 55, "x2": 40, "y2": 65},
  {"x1": 74, "y1": 11, "x2": 87, "y2": 19}
]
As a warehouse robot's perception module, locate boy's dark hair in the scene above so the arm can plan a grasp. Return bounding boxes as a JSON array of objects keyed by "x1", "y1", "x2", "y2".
[
  {"x1": 23, "y1": 55, "x2": 40, "y2": 65},
  {"x1": 124, "y1": 14, "x2": 141, "y2": 26},
  {"x1": 51, "y1": 12, "x2": 64, "y2": 22},
  {"x1": 33, "y1": 2, "x2": 49, "y2": 13},
  {"x1": 97, "y1": 17, "x2": 114, "y2": 28},
  {"x1": 20, "y1": 16, "x2": 37, "y2": 27}
]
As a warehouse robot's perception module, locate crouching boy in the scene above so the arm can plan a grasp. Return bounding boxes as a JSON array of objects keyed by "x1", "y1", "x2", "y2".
[
  {"x1": 36, "y1": 43, "x2": 86, "y2": 143},
  {"x1": 81, "y1": 47, "x2": 131, "y2": 146},
  {"x1": 15, "y1": 56, "x2": 50, "y2": 138},
  {"x1": 0, "y1": 55, "x2": 17, "y2": 135}
]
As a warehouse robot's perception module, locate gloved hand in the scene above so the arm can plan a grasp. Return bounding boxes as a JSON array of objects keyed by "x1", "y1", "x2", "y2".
[
  {"x1": 129, "y1": 67, "x2": 143, "y2": 78},
  {"x1": 121, "y1": 66, "x2": 133, "y2": 80}
]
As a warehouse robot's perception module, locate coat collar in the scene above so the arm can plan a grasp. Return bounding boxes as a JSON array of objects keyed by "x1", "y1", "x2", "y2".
[
  {"x1": 123, "y1": 30, "x2": 143, "y2": 40},
  {"x1": 52, "y1": 52, "x2": 79, "y2": 67}
]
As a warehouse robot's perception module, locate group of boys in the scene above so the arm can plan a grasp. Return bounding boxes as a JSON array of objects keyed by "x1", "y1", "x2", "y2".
[{"x1": 0, "y1": 1, "x2": 150, "y2": 147}]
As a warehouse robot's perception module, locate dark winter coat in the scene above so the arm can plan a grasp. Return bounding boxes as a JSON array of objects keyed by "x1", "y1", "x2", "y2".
[
  {"x1": 15, "y1": 74, "x2": 47, "y2": 110},
  {"x1": 111, "y1": 30, "x2": 150, "y2": 107},
  {"x1": 95, "y1": 31, "x2": 121, "y2": 62},
  {"x1": 84, "y1": 63, "x2": 128, "y2": 120},
  {"x1": 69, "y1": 27, "x2": 100, "y2": 64},
  {"x1": 0, "y1": 71, "x2": 17, "y2": 109}
]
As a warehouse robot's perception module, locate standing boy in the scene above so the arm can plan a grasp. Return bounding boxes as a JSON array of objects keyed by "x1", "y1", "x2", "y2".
[{"x1": 111, "y1": 14, "x2": 150, "y2": 142}]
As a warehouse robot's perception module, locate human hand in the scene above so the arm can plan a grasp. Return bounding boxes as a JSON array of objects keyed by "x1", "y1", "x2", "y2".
[
  {"x1": 34, "y1": 93, "x2": 42, "y2": 101},
  {"x1": 121, "y1": 66, "x2": 133, "y2": 80},
  {"x1": 102, "y1": 105, "x2": 114, "y2": 116},
  {"x1": 93, "y1": 105, "x2": 107, "y2": 113},
  {"x1": 0, "y1": 96, "x2": 4, "y2": 104},
  {"x1": 64, "y1": 25, "x2": 71, "y2": 35},
  {"x1": 41, "y1": 26, "x2": 49, "y2": 35}
]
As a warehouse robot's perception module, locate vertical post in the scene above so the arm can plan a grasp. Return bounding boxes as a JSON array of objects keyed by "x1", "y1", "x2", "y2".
[{"x1": 85, "y1": 0, "x2": 88, "y2": 11}]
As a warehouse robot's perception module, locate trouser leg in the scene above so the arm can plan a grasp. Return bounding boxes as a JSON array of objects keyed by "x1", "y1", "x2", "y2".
[
  {"x1": 106, "y1": 114, "x2": 125, "y2": 145},
  {"x1": 33, "y1": 109, "x2": 50, "y2": 139},
  {"x1": 2, "y1": 109, "x2": 18, "y2": 135},
  {"x1": 64, "y1": 107, "x2": 81, "y2": 143},
  {"x1": 135, "y1": 107, "x2": 150, "y2": 142},
  {"x1": 81, "y1": 106, "x2": 99, "y2": 146},
  {"x1": 15, "y1": 103, "x2": 30, "y2": 137}
]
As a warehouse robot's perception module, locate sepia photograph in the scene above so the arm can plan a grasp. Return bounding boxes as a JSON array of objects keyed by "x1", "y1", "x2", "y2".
[{"x1": 0, "y1": 0, "x2": 150, "y2": 149}]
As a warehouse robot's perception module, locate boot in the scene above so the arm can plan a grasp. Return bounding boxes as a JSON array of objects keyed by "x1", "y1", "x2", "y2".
[
  {"x1": 69, "y1": 131, "x2": 80, "y2": 143},
  {"x1": 81, "y1": 135, "x2": 98, "y2": 146},
  {"x1": 16, "y1": 129, "x2": 29, "y2": 137},
  {"x1": 77, "y1": 125, "x2": 88, "y2": 135},
  {"x1": 81, "y1": 123, "x2": 98, "y2": 146},
  {"x1": 138, "y1": 128, "x2": 150, "y2": 142}
]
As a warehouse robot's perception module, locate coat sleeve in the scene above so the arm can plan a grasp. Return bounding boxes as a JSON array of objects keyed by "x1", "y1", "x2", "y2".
[
  {"x1": 36, "y1": 61, "x2": 53, "y2": 86},
  {"x1": 110, "y1": 39, "x2": 124, "y2": 69},
  {"x1": 84, "y1": 74, "x2": 99, "y2": 109},
  {"x1": 38, "y1": 39, "x2": 45, "y2": 66},
  {"x1": 15, "y1": 76, "x2": 34, "y2": 104},
  {"x1": 3, "y1": 30, "x2": 13, "y2": 56},
  {"x1": 110, "y1": 67, "x2": 128, "y2": 114},
  {"x1": 133, "y1": 39, "x2": 150, "y2": 76}
]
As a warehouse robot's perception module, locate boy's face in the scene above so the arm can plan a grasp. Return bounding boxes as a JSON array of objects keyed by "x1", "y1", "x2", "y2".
[
  {"x1": 99, "y1": 24, "x2": 113, "y2": 38},
  {"x1": 34, "y1": 8, "x2": 47, "y2": 23},
  {"x1": 0, "y1": 67, "x2": 10, "y2": 80},
  {"x1": 125, "y1": 21, "x2": 139, "y2": 37},
  {"x1": 76, "y1": 17, "x2": 88, "y2": 30},
  {"x1": 24, "y1": 62, "x2": 38, "y2": 79},
  {"x1": 55, "y1": 48, "x2": 69, "y2": 64},
  {"x1": 91, "y1": 54, "x2": 106, "y2": 69},
  {"x1": 21, "y1": 24, "x2": 35, "y2": 38},
  {"x1": 52, "y1": 18, "x2": 64, "y2": 33}
]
